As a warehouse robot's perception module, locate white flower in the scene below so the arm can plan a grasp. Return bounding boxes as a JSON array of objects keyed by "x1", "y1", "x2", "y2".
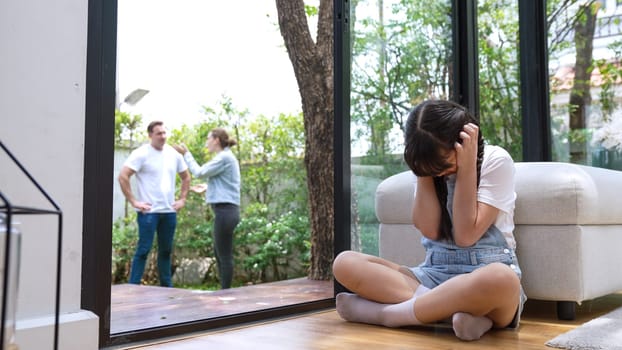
[{"x1": 591, "y1": 114, "x2": 622, "y2": 151}]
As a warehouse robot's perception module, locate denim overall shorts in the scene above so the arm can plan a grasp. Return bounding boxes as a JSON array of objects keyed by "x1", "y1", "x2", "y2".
[
  {"x1": 409, "y1": 225, "x2": 522, "y2": 288},
  {"x1": 404, "y1": 176, "x2": 527, "y2": 328}
]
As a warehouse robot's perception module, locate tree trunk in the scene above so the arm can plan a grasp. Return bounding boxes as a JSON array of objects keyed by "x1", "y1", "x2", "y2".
[
  {"x1": 275, "y1": 0, "x2": 334, "y2": 280},
  {"x1": 369, "y1": 0, "x2": 390, "y2": 157},
  {"x1": 569, "y1": 3, "x2": 598, "y2": 164}
]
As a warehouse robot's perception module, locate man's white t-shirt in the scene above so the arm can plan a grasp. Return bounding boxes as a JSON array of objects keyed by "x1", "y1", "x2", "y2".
[{"x1": 124, "y1": 143, "x2": 188, "y2": 213}]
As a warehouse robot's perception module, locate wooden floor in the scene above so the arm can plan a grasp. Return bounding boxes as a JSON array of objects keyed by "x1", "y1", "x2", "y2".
[
  {"x1": 109, "y1": 290, "x2": 622, "y2": 350},
  {"x1": 111, "y1": 278, "x2": 334, "y2": 334}
]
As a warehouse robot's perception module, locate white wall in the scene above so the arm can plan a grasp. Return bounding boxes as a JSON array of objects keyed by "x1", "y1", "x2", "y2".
[{"x1": 0, "y1": 0, "x2": 99, "y2": 349}]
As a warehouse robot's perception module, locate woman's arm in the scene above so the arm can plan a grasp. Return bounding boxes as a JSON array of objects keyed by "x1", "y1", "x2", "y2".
[
  {"x1": 173, "y1": 143, "x2": 227, "y2": 179},
  {"x1": 412, "y1": 176, "x2": 442, "y2": 240},
  {"x1": 185, "y1": 153, "x2": 227, "y2": 179}
]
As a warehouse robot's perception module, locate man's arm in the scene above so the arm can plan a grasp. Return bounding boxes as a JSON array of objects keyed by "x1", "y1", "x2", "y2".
[
  {"x1": 118, "y1": 166, "x2": 136, "y2": 205},
  {"x1": 172, "y1": 169, "x2": 191, "y2": 211},
  {"x1": 118, "y1": 166, "x2": 151, "y2": 212}
]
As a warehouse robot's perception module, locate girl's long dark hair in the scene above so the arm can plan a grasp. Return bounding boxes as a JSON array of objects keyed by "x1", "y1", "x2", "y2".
[{"x1": 403, "y1": 100, "x2": 484, "y2": 241}]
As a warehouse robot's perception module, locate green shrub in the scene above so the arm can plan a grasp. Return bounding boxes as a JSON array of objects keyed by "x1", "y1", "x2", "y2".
[
  {"x1": 111, "y1": 213, "x2": 137, "y2": 284},
  {"x1": 235, "y1": 203, "x2": 310, "y2": 284}
]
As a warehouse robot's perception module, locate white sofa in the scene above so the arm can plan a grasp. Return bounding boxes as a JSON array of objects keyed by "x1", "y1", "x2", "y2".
[{"x1": 375, "y1": 162, "x2": 622, "y2": 320}]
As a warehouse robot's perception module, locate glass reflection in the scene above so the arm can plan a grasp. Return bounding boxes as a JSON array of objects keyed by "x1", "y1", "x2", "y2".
[
  {"x1": 477, "y1": 0, "x2": 522, "y2": 161},
  {"x1": 548, "y1": 0, "x2": 622, "y2": 170}
]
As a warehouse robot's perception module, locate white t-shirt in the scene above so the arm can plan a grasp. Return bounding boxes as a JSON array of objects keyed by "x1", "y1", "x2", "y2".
[
  {"x1": 477, "y1": 145, "x2": 517, "y2": 249},
  {"x1": 124, "y1": 143, "x2": 188, "y2": 213}
]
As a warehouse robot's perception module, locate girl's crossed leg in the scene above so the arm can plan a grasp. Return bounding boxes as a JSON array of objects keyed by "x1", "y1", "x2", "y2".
[{"x1": 332, "y1": 250, "x2": 521, "y2": 340}]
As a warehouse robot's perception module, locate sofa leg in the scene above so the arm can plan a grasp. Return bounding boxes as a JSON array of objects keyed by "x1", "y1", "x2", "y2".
[{"x1": 556, "y1": 301, "x2": 576, "y2": 320}]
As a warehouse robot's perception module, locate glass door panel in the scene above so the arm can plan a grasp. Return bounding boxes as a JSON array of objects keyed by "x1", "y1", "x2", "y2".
[
  {"x1": 349, "y1": 0, "x2": 453, "y2": 255},
  {"x1": 112, "y1": 0, "x2": 333, "y2": 336},
  {"x1": 548, "y1": 0, "x2": 622, "y2": 170},
  {"x1": 477, "y1": 0, "x2": 522, "y2": 161}
]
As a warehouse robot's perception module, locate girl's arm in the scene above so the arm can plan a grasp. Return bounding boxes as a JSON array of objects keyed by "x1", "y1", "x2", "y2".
[
  {"x1": 412, "y1": 176, "x2": 442, "y2": 240},
  {"x1": 452, "y1": 123, "x2": 498, "y2": 247}
]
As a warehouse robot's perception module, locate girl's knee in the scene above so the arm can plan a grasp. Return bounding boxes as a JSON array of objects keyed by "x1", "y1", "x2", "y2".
[
  {"x1": 481, "y1": 263, "x2": 520, "y2": 293},
  {"x1": 332, "y1": 250, "x2": 361, "y2": 281},
  {"x1": 492, "y1": 262, "x2": 519, "y2": 280}
]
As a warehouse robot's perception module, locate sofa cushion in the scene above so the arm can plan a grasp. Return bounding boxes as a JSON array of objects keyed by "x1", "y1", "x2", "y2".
[
  {"x1": 514, "y1": 162, "x2": 622, "y2": 225},
  {"x1": 375, "y1": 162, "x2": 622, "y2": 226},
  {"x1": 375, "y1": 171, "x2": 416, "y2": 224}
]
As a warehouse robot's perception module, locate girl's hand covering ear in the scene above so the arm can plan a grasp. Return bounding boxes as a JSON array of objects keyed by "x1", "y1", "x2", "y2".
[{"x1": 455, "y1": 123, "x2": 478, "y2": 173}]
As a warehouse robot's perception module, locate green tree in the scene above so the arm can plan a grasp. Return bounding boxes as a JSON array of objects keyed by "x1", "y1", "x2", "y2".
[
  {"x1": 350, "y1": 1, "x2": 454, "y2": 157},
  {"x1": 568, "y1": 1, "x2": 599, "y2": 164},
  {"x1": 348, "y1": 0, "x2": 611, "y2": 164},
  {"x1": 477, "y1": 0, "x2": 521, "y2": 158},
  {"x1": 594, "y1": 40, "x2": 622, "y2": 122},
  {"x1": 114, "y1": 109, "x2": 143, "y2": 149},
  {"x1": 237, "y1": 113, "x2": 307, "y2": 212}
]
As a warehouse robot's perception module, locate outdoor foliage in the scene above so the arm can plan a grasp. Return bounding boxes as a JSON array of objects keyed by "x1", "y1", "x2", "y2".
[
  {"x1": 112, "y1": 0, "x2": 622, "y2": 288},
  {"x1": 111, "y1": 212, "x2": 138, "y2": 283},
  {"x1": 477, "y1": 0, "x2": 522, "y2": 158},
  {"x1": 235, "y1": 203, "x2": 311, "y2": 283},
  {"x1": 351, "y1": 0, "x2": 522, "y2": 161},
  {"x1": 547, "y1": 0, "x2": 622, "y2": 167},
  {"x1": 112, "y1": 99, "x2": 310, "y2": 288},
  {"x1": 351, "y1": 0, "x2": 622, "y2": 165},
  {"x1": 350, "y1": 0, "x2": 453, "y2": 157},
  {"x1": 114, "y1": 110, "x2": 144, "y2": 149}
]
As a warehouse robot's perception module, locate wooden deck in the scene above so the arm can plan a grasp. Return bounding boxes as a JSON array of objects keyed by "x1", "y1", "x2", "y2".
[{"x1": 111, "y1": 278, "x2": 334, "y2": 334}]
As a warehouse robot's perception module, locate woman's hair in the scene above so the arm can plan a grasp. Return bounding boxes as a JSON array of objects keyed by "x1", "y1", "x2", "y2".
[
  {"x1": 210, "y1": 127, "x2": 238, "y2": 148},
  {"x1": 403, "y1": 100, "x2": 484, "y2": 241}
]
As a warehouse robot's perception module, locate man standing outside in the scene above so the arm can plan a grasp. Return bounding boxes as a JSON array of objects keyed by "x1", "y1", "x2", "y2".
[{"x1": 118, "y1": 120, "x2": 191, "y2": 287}]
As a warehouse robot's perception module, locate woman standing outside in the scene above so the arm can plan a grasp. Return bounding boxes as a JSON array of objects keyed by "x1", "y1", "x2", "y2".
[{"x1": 174, "y1": 128, "x2": 241, "y2": 289}]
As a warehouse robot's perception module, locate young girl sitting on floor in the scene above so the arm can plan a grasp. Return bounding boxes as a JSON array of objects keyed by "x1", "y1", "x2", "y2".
[{"x1": 332, "y1": 99, "x2": 526, "y2": 341}]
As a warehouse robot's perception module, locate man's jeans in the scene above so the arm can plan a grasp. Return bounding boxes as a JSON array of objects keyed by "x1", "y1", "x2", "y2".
[{"x1": 129, "y1": 212, "x2": 177, "y2": 287}]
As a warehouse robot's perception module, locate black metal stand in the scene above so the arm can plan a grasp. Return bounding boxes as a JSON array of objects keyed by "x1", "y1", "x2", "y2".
[{"x1": 0, "y1": 140, "x2": 62, "y2": 350}]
